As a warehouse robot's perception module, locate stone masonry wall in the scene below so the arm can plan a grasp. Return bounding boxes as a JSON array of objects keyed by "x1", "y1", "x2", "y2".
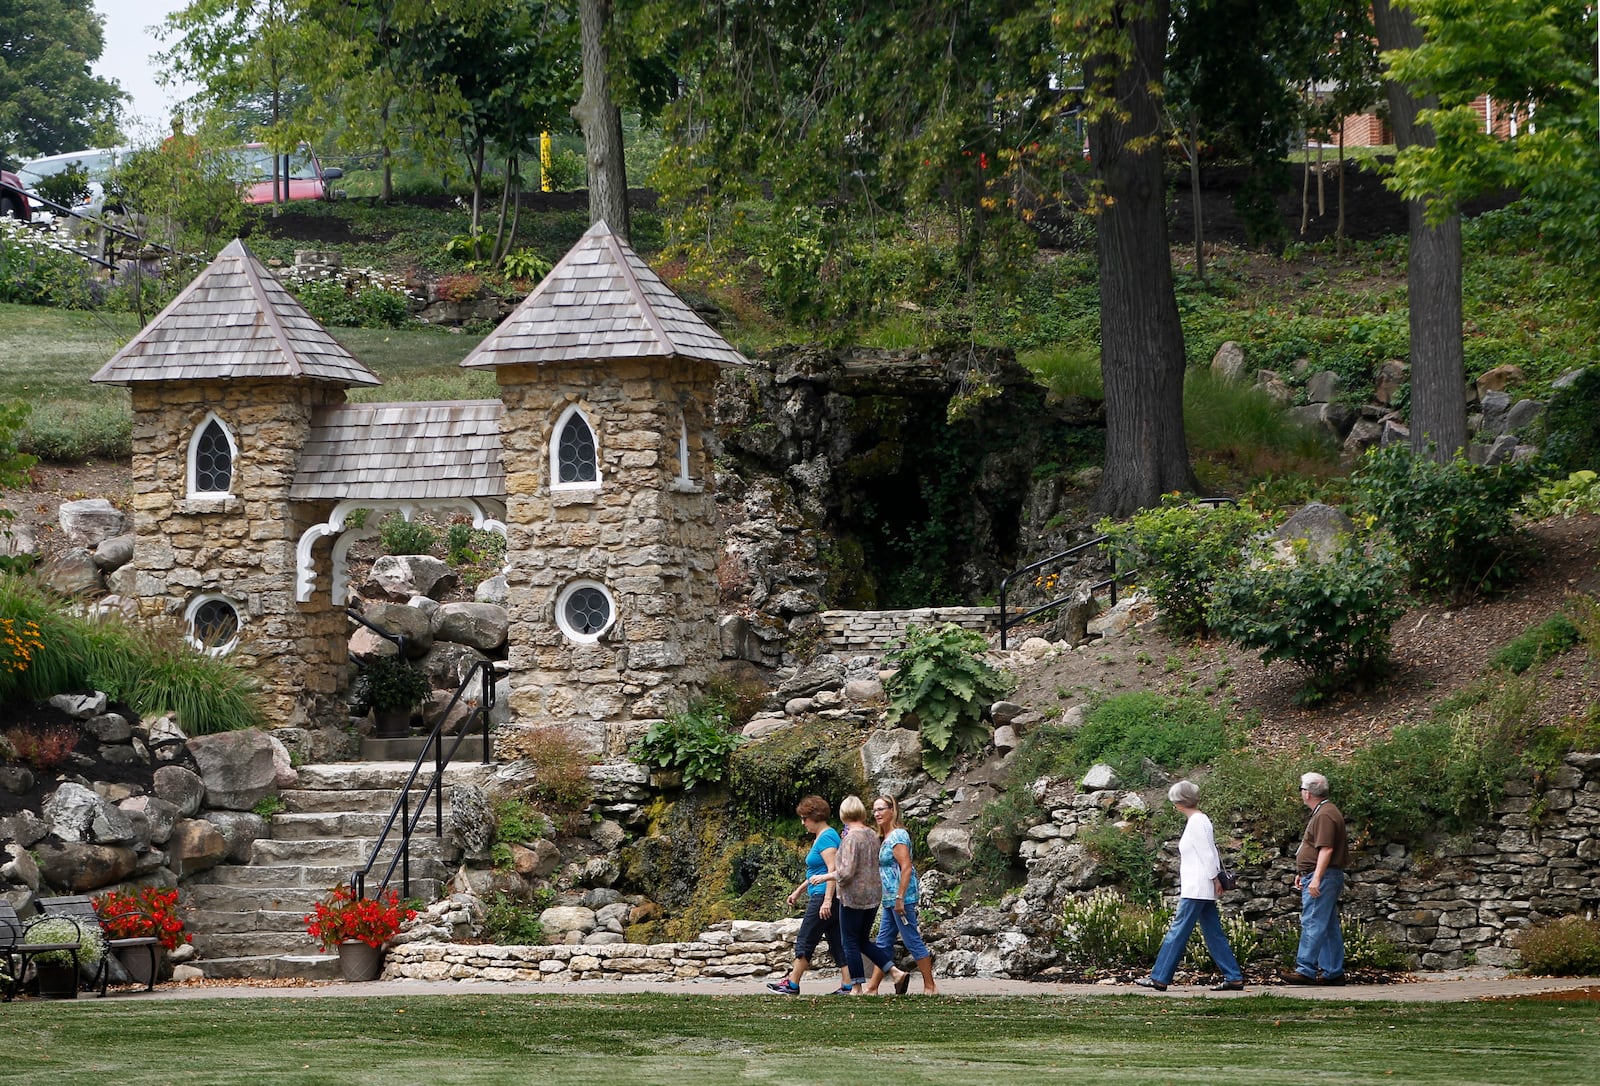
[
  {"x1": 122, "y1": 380, "x2": 349, "y2": 726},
  {"x1": 818, "y1": 607, "x2": 1000, "y2": 652},
  {"x1": 496, "y1": 357, "x2": 723, "y2": 753}
]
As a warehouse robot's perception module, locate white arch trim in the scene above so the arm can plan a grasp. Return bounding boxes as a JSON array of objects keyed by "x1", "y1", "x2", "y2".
[{"x1": 295, "y1": 498, "x2": 508, "y2": 603}]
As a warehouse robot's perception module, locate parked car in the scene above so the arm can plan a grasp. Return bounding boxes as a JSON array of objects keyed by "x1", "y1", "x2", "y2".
[
  {"x1": 1, "y1": 167, "x2": 32, "y2": 222},
  {"x1": 226, "y1": 144, "x2": 343, "y2": 204},
  {"x1": 15, "y1": 147, "x2": 128, "y2": 223}
]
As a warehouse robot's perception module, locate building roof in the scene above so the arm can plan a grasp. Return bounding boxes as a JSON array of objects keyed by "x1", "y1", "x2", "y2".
[
  {"x1": 289, "y1": 400, "x2": 505, "y2": 502},
  {"x1": 91, "y1": 239, "x2": 381, "y2": 388},
  {"x1": 460, "y1": 220, "x2": 750, "y2": 370}
]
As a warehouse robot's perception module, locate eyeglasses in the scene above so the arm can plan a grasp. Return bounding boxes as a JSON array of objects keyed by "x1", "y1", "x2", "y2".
[{"x1": 872, "y1": 805, "x2": 890, "y2": 813}]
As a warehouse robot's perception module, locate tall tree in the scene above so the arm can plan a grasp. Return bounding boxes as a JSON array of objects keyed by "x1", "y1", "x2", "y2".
[
  {"x1": 0, "y1": 0, "x2": 125, "y2": 161},
  {"x1": 574, "y1": 0, "x2": 629, "y2": 239},
  {"x1": 1371, "y1": 0, "x2": 1466, "y2": 461}
]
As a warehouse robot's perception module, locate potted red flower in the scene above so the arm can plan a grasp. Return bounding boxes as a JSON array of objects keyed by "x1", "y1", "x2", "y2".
[
  {"x1": 304, "y1": 884, "x2": 415, "y2": 981},
  {"x1": 94, "y1": 887, "x2": 191, "y2": 986}
]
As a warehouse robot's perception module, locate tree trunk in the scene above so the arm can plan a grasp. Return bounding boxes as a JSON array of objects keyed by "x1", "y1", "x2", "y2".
[
  {"x1": 1187, "y1": 117, "x2": 1205, "y2": 283},
  {"x1": 1087, "y1": 0, "x2": 1199, "y2": 518},
  {"x1": 1372, "y1": 0, "x2": 1466, "y2": 461},
  {"x1": 573, "y1": 0, "x2": 629, "y2": 241}
]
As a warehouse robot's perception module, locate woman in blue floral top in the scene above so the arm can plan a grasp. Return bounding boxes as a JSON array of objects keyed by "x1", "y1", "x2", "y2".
[{"x1": 866, "y1": 794, "x2": 937, "y2": 994}]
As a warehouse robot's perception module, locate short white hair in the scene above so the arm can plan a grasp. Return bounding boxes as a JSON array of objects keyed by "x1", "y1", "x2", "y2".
[
  {"x1": 1167, "y1": 780, "x2": 1200, "y2": 807},
  {"x1": 1300, "y1": 772, "x2": 1329, "y2": 798}
]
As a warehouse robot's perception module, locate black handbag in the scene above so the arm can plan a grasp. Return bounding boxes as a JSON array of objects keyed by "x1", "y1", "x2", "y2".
[{"x1": 1217, "y1": 864, "x2": 1239, "y2": 891}]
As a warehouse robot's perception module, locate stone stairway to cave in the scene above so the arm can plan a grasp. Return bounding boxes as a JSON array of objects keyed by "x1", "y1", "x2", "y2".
[{"x1": 183, "y1": 761, "x2": 490, "y2": 980}]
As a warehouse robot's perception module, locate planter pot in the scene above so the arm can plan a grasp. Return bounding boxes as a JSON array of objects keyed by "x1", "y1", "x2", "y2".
[
  {"x1": 372, "y1": 707, "x2": 413, "y2": 738},
  {"x1": 34, "y1": 961, "x2": 79, "y2": 999},
  {"x1": 116, "y1": 945, "x2": 165, "y2": 987},
  {"x1": 337, "y1": 939, "x2": 385, "y2": 982}
]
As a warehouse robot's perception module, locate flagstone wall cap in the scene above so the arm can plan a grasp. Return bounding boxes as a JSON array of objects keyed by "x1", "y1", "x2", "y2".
[
  {"x1": 91, "y1": 238, "x2": 381, "y2": 388},
  {"x1": 289, "y1": 400, "x2": 506, "y2": 502},
  {"x1": 459, "y1": 221, "x2": 750, "y2": 371}
]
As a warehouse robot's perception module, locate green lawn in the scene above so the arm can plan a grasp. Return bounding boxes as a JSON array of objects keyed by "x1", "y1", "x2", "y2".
[{"x1": 6, "y1": 993, "x2": 1596, "y2": 1085}]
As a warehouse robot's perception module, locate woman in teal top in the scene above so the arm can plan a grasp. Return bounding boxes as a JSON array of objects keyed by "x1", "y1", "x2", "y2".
[
  {"x1": 867, "y1": 794, "x2": 937, "y2": 994},
  {"x1": 766, "y1": 795, "x2": 853, "y2": 995}
]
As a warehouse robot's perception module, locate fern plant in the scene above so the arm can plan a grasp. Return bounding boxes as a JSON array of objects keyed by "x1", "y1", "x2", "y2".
[{"x1": 883, "y1": 622, "x2": 1013, "y2": 780}]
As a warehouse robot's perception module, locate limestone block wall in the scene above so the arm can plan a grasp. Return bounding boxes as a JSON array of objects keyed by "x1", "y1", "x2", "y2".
[
  {"x1": 496, "y1": 357, "x2": 723, "y2": 751},
  {"x1": 818, "y1": 607, "x2": 1000, "y2": 652},
  {"x1": 127, "y1": 380, "x2": 349, "y2": 725}
]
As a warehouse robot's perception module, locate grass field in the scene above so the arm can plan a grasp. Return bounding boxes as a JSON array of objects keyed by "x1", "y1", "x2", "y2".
[{"x1": 7, "y1": 992, "x2": 1597, "y2": 1085}]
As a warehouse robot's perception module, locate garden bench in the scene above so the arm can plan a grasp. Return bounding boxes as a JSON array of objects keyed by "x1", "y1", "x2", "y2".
[
  {"x1": 38, "y1": 895, "x2": 159, "y2": 995},
  {"x1": 0, "y1": 901, "x2": 84, "y2": 1001}
]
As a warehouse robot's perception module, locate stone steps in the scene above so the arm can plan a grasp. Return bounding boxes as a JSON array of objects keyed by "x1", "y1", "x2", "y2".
[{"x1": 184, "y1": 759, "x2": 470, "y2": 981}]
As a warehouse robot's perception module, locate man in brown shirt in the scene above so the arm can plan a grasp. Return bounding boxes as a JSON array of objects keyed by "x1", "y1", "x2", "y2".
[{"x1": 1284, "y1": 771, "x2": 1348, "y2": 985}]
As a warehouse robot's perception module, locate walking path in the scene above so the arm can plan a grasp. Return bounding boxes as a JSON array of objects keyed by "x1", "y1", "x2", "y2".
[{"x1": 103, "y1": 968, "x2": 1598, "y2": 1003}]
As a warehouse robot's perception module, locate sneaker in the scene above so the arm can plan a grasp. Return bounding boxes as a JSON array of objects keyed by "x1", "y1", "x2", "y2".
[
  {"x1": 1281, "y1": 971, "x2": 1317, "y2": 986},
  {"x1": 1134, "y1": 976, "x2": 1167, "y2": 991},
  {"x1": 765, "y1": 979, "x2": 800, "y2": 995},
  {"x1": 1210, "y1": 980, "x2": 1245, "y2": 991},
  {"x1": 827, "y1": 985, "x2": 854, "y2": 995}
]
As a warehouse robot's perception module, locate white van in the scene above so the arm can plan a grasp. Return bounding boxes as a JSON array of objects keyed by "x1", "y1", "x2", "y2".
[{"x1": 15, "y1": 147, "x2": 129, "y2": 224}]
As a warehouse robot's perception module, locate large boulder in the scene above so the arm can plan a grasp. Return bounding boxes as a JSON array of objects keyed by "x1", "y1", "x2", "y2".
[
  {"x1": 860, "y1": 727, "x2": 923, "y2": 781},
  {"x1": 39, "y1": 548, "x2": 103, "y2": 596},
  {"x1": 42, "y1": 781, "x2": 137, "y2": 845},
  {"x1": 357, "y1": 601, "x2": 434, "y2": 657},
  {"x1": 119, "y1": 794, "x2": 181, "y2": 846},
  {"x1": 59, "y1": 498, "x2": 126, "y2": 547},
  {"x1": 92, "y1": 533, "x2": 135, "y2": 572},
  {"x1": 431, "y1": 603, "x2": 509, "y2": 652},
  {"x1": 367, "y1": 555, "x2": 457, "y2": 601},
  {"x1": 1271, "y1": 502, "x2": 1356, "y2": 563},
  {"x1": 927, "y1": 824, "x2": 974, "y2": 872},
  {"x1": 201, "y1": 810, "x2": 270, "y2": 863},
  {"x1": 33, "y1": 840, "x2": 137, "y2": 892},
  {"x1": 419, "y1": 641, "x2": 491, "y2": 690},
  {"x1": 186, "y1": 729, "x2": 278, "y2": 811},
  {"x1": 1210, "y1": 341, "x2": 1248, "y2": 382},
  {"x1": 167, "y1": 818, "x2": 229, "y2": 876},
  {"x1": 447, "y1": 783, "x2": 494, "y2": 863},
  {"x1": 152, "y1": 765, "x2": 206, "y2": 815}
]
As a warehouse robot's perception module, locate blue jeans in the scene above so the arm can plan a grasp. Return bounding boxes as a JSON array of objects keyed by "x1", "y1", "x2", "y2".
[
  {"x1": 1151, "y1": 898, "x2": 1243, "y2": 985},
  {"x1": 1296, "y1": 869, "x2": 1345, "y2": 977},
  {"x1": 875, "y1": 900, "x2": 930, "y2": 962},
  {"x1": 840, "y1": 904, "x2": 893, "y2": 983}
]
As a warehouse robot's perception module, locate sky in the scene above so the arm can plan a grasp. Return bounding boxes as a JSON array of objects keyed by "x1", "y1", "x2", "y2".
[{"x1": 92, "y1": 0, "x2": 198, "y2": 137}]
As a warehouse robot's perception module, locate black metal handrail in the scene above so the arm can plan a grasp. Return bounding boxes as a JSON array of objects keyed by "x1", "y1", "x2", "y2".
[
  {"x1": 997, "y1": 497, "x2": 1237, "y2": 649},
  {"x1": 345, "y1": 612, "x2": 495, "y2": 901}
]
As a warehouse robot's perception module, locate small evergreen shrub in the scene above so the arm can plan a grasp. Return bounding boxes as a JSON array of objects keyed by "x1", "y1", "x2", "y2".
[
  {"x1": 1079, "y1": 823, "x2": 1164, "y2": 905},
  {"x1": 1514, "y1": 916, "x2": 1600, "y2": 975},
  {"x1": 1490, "y1": 615, "x2": 1580, "y2": 674},
  {"x1": 378, "y1": 514, "x2": 437, "y2": 556},
  {"x1": 1350, "y1": 444, "x2": 1541, "y2": 601},
  {"x1": 1210, "y1": 541, "x2": 1405, "y2": 705},
  {"x1": 1098, "y1": 498, "x2": 1261, "y2": 638},
  {"x1": 883, "y1": 622, "x2": 1013, "y2": 780},
  {"x1": 629, "y1": 699, "x2": 744, "y2": 790}
]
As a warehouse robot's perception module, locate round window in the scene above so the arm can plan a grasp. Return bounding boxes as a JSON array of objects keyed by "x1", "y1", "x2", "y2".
[
  {"x1": 185, "y1": 595, "x2": 241, "y2": 655},
  {"x1": 555, "y1": 580, "x2": 616, "y2": 643}
]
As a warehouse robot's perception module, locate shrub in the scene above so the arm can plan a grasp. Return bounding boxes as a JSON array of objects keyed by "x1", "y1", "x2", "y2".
[
  {"x1": 480, "y1": 890, "x2": 553, "y2": 944},
  {"x1": 82, "y1": 615, "x2": 265, "y2": 734},
  {"x1": 445, "y1": 523, "x2": 506, "y2": 568},
  {"x1": 378, "y1": 514, "x2": 437, "y2": 556},
  {"x1": 2, "y1": 722, "x2": 80, "y2": 770},
  {"x1": 1524, "y1": 469, "x2": 1600, "y2": 519},
  {"x1": 1514, "y1": 916, "x2": 1600, "y2": 975},
  {"x1": 1490, "y1": 615, "x2": 1580, "y2": 674},
  {"x1": 1350, "y1": 444, "x2": 1542, "y2": 601},
  {"x1": 497, "y1": 726, "x2": 594, "y2": 815},
  {"x1": 20, "y1": 399, "x2": 133, "y2": 461},
  {"x1": 1210, "y1": 541, "x2": 1405, "y2": 705},
  {"x1": 1098, "y1": 498, "x2": 1262, "y2": 638},
  {"x1": 0, "y1": 218, "x2": 98, "y2": 308},
  {"x1": 1538, "y1": 366, "x2": 1600, "y2": 474},
  {"x1": 1056, "y1": 889, "x2": 1169, "y2": 973},
  {"x1": 1072, "y1": 692, "x2": 1232, "y2": 784},
  {"x1": 350, "y1": 654, "x2": 431, "y2": 714},
  {"x1": 883, "y1": 622, "x2": 1013, "y2": 780},
  {"x1": 1079, "y1": 823, "x2": 1164, "y2": 905},
  {"x1": 292, "y1": 279, "x2": 412, "y2": 328},
  {"x1": 629, "y1": 700, "x2": 744, "y2": 790}
]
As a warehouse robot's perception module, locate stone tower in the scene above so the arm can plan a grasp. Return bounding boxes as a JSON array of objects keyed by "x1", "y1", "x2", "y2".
[
  {"x1": 460, "y1": 221, "x2": 750, "y2": 751},
  {"x1": 91, "y1": 239, "x2": 382, "y2": 725}
]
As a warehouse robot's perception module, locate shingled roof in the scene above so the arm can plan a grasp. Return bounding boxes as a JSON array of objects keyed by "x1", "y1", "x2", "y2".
[
  {"x1": 91, "y1": 239, "x2": 381, "y2": 388},
  {"x1": 460, "y1": 221, "x2": 750, "y2": 370},
  {"x1": 289, "y1": 400, "x2": 505, "y2": 502}
]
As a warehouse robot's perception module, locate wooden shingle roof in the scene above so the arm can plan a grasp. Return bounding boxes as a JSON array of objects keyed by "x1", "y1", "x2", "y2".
[
  {"x1": 289, "y1": 400, "x2": 505, "y2": 502},
  {"x1": 91, "y1": 239, "x2": 381, "y2": 388},
  {"x1": 460, "y1": 220, "x2": 750, "y2": 370}
]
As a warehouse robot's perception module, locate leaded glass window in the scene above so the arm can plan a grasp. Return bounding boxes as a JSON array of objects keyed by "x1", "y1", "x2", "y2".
[
  {"x1": 555, "y1": 411, "x2": 598, "y2": 486},
  {"x1": 194, "y1": 419, "x2": 233, "y2": 493}
]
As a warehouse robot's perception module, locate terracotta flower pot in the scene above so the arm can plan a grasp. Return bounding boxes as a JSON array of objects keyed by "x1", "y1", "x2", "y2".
[{"x1": 337, "y1": 939, "x2": 385, "y2": 982}]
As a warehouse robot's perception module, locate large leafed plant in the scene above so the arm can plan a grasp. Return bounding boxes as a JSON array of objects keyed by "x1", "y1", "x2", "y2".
[{"x1": 884, "y1": 622, "x2": 1013, "y2": 780}]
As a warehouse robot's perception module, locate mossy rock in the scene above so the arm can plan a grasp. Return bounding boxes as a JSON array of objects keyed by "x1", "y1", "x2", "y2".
[{"x1": 728, "y1": 716, "x2": 869, "y2": 820}]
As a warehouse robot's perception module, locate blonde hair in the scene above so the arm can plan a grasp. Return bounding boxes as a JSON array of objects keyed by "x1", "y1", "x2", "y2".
[
  {"x1": 839, "y1": 795, "x2": 867, "y2": 823},
  {"x1": 873, "y1": 794, "x2": 902, "y2": 831}
]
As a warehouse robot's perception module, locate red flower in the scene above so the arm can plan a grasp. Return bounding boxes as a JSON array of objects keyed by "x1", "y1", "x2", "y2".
[
  {"x1": 304, "y1": 885, "x2": 416, "y2": 951},
  {"x1": 94, "y1": 887, "x2": 192, "y2": 951}
]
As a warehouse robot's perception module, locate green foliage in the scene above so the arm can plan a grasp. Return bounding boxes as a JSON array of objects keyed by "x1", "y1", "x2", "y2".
[
  {"x1": 1539, "y1": 368, "x2": 1600, "y2": 474},
  {"x1": 1210, "y1": 541, "x2": 1405, "y2": 705},
  {"x1": 35, "y1": 163, "x2": 91, "y2": 209},
  {"x1": 351, "y1": 654, "x2": 431, "y2": 714},
  {"x1": 377, "y1": 514, "x2": 437, "y2": 556},
  {"x1": 81, "y1": 614, "x2": 265, "y2": 735},
  {"x1": 1350, "y1": 444, "x2": 1542, "y2": 601},
  {"x1": 497, "y1": 726, "x2": 595, "y2": 818},
  {"x1": 500, "y1": 248, "x2": 552, "y2": 282},
  {"x1": 1524, "y1": 470, "x2": 1600, "y2": 519},
  {"x1": 1098, "y1": 498, "x2": 1262, "y2": 638},
  {"x1": 0, "y1": 574, "x2": 89, "y2": 700},
  {"x1": 251, "y1": 795, "x2": 285, "y2": 821},
  {"x1": 481, "y1": 890, "x2": 553, "y2": 945},
  {"x1": 629, "y1": 700, "x2": 745, "y2": 790},
  {"x1": 445, "y1": 523, "x2": 506, "y2": 567},
  {"x1": 727, "y1": 717, "x2": 865, "y2": 824},
  {"x1": 490, "y1": 797, "x2": 553, "y2": 871},
  {"x1": 290, "y1": 279, "x2": 412, "y2": 329},
  {"x1": 883, "y1": 622, "x2": 1013, "y2": 780},
  {"x1": 1055, "y1": 888, "x2": 1169, "y2": 973},
  {"x1": 1079, "y1": 824, "x2": 1164, "y2": 906},
  {"x1": 0, "y1": 219, "x2": 98, "y2": 308},
  {"x1": 1342, "y1": 921, "x2": 1416, "y2": 975},
  {"x1": 0, "y1": 3, "x2": 125, "y2": 163},
  {"x1": 1073, "y1": 693, "x2": 1232, "y2": 784},
  {"x1": 19, "y1": 397, "x2": 130, "y2": 461},
  {"x1": 1490, "y1": 615, "x2": 1580, "y2": 675},
  {"x1": 1514, "y1": 916, "x2": 1600, "y2": 976},
  {"x1": 23, "y1": 915, "x2": 104, "y2": 968},
  {"x1": 1182, "y1": 912, "x2": 1266, "y2": 975},
  {"x1": 1201, "y1": 746, "x2": 1309, "y2": 848}
]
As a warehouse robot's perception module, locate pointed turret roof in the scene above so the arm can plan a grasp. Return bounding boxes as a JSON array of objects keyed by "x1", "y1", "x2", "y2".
[
  {"x1": 460, "y1": 221, "x2": 749, "y2": 370},
  {"x1": 91, "y1": 239, "x2": 381, "y2": 387}
]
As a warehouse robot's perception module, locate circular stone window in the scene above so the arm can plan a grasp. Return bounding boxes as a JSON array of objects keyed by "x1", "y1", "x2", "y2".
[
  {"x1": 185, "y1": 594, "x2": 241, "y2": 655},
  {"x1": 555, "y1": 580, "x2": 616, "y2": 643}
]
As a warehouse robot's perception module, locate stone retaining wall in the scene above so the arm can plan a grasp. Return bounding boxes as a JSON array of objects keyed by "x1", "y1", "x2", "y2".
[
  {"x1": 818, "y1": 607, "x2": 999, "y2": 652},
  {"x1": 385, "y1": 918, "x2": 801, "y2": 983}
]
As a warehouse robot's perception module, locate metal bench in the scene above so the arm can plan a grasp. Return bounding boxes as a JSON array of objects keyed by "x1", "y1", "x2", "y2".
[
  {"x1": 38, "y1": 895, "x2": 160, "y2": 995},
  {"x1": 0, "y1": 901, "x2": 84, "y2": 1001}
]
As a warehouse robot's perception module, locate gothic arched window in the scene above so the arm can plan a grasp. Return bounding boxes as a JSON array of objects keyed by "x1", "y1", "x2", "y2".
[
  {"x1": 551, "y1": 405, "x2": 600, "y2": 489},
  {"x1": 188, "y1": 414, "x2": 236, "y2": 497}
]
